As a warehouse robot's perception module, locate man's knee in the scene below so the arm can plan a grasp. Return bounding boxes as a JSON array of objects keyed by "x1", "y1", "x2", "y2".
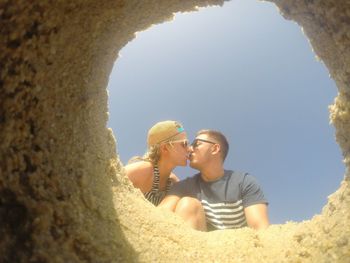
[
  {"x1": 175, "y1": 197, "x2": 207, "y2": 231},
  {"x1": 158, "y1": 195, "x2": 181, "y2": 211},
  {"x1": 175, "y1": 197, "x2": 203, "y2": 215}
]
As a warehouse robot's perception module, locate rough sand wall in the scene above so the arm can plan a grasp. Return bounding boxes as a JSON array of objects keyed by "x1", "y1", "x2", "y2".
[{"x1": 0, "y1": 0, "x2": 349, "y2": 262}]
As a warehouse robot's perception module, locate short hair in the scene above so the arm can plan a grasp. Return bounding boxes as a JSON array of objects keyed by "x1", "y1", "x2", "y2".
[{"x1": 196, "y1": 129, "x2": 229, "y2": 161}]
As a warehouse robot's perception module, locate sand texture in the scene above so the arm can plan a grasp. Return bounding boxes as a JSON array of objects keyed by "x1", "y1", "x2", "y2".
[{"x1": 0, "y1": 0, "x2": 349, "y2": 262}]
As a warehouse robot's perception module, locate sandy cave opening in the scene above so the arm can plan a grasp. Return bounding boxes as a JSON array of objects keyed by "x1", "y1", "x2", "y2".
[
  {"x1": 108, "y1": 0, "x2": 344, "y2": 224},
  {"x1": 1, "y1": 0, "x2": 350, "y2": 261}
]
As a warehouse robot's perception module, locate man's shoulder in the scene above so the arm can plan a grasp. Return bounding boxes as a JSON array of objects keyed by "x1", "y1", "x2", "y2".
[
  {"x1": 168, "y1": 173, "x2": 200, "y2": 197},
  {"x1": 171, "y1": 173, "x2": 200, "y2": 190},
  {"x1": 177, "y1": 173, "x2": 200, "y2": 185},
  {"x1": 225, "y1": 170, "x2": 261, "y2": 188},
  {"x1": 225, "y1": 170, "x2": 249, "y2": 181}
]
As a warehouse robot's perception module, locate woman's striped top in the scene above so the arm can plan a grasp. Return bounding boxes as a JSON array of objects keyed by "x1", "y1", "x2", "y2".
[{"x1": 143, "y1": 165, "x2": 172, "y2": 206}]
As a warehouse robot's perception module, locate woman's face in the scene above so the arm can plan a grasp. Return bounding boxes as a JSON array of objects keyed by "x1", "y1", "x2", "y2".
[{"x1": 166, "y1": 132, "x2": 190, "y2": 166}]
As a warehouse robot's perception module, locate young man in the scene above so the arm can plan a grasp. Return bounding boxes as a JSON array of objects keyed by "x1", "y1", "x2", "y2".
[{"x1": 159, "y1": 129, "x2": 269, "y2": 231}]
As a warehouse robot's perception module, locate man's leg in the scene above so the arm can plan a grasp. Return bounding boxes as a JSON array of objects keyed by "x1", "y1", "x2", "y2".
[
  {"x1": 174, "y1": 197, "x2": 207, "y2": 231},
  {"x1": 158, "y1": 195, "x2": 181, "y2": 211},
  {"x1": 159, "y1": 196, "x2": 207, "y2": 231}
]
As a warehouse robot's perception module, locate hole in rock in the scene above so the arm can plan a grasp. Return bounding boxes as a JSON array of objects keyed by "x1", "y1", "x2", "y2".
[{"x1": 107, "y1": 0, "x2": 344, "y2": 224}]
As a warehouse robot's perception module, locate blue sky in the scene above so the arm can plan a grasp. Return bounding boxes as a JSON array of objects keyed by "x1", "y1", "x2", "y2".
[{"x1": 107, "y1": 0, "x2": 344, "y2": 224}]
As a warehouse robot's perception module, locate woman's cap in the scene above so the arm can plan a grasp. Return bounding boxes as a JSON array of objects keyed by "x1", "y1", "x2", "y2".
[{"x1": 147, "y1": 120, "x2": 184, "y2": 148}]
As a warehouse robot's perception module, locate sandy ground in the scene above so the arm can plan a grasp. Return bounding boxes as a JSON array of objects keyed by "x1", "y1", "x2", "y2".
[{"x1": 0, "y1": 0, "x2": 349, "y2": 262}]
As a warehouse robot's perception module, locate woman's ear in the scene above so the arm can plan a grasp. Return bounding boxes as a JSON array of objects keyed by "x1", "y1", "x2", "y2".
[{"x1": 159, "y1": 143, "x2": 170, "y2": 154}]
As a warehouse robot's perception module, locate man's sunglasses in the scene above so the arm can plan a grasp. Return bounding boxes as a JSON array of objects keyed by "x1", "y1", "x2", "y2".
[{"x1": 191, "y1": 138, "x2": 217, "y2": 149}]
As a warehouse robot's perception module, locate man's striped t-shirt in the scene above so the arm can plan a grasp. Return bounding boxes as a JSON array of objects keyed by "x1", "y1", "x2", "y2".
[{"x1": 168, "y1": 170, "x2": 268, "y2": 230}]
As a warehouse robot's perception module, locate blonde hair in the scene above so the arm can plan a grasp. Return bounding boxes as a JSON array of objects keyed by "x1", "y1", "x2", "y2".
[
  {"x1": 128, "y1": 120, "x2": 184, "y2": 165},
  {"x1": 128, "y1": 145, "x2": 161, "y2": 165}
]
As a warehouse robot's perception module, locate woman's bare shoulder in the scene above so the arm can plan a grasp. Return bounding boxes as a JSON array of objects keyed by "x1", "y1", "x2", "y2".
[
  {"x1": 125, "y1": 161, "x2": 153, "y2": 189},
  {"x1": 125, "y1": 160, "x2": 151, "y2": 170}
]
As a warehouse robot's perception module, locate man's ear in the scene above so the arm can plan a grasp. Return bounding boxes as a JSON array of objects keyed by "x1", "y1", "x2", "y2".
[{"x1": 211, "y1": 144, "x2": 221, "y2": 156}]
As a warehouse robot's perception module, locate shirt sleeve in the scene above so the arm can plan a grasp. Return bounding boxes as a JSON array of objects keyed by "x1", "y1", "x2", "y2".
[
  {"x1": 240, "y1": 173, "x2": 268, "y2": 208},
  {"x1": 167, "y1": 177, "x2": 195, "y2": 197}
]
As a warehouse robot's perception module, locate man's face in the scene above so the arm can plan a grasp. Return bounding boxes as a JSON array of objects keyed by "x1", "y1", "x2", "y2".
[{"x1": 189, "y1": 134, "x2": 217, "y2": 170}]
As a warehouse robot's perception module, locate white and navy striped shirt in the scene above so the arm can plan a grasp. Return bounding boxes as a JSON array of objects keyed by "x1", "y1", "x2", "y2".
[
  {"x1": 202, "y1": 199, "x2": 247, "y2": 229},
  {"x1": 169, "y1": 170, "x2": 267, "y2": 230}
]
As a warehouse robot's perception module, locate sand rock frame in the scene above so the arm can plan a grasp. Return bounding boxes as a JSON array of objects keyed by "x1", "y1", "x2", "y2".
[{"x1": 0, "y1": 0, "x2": 349, "y2": 262}]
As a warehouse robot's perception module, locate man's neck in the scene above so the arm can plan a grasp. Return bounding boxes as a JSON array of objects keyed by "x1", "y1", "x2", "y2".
[{"x1": 200, "y1": 163, "x2": 225, "y2": 182}]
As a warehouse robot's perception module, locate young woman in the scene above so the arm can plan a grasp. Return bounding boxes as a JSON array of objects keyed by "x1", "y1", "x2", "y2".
[{"x1": 125, "y1": 120, "x2": 189, "y2": 206}]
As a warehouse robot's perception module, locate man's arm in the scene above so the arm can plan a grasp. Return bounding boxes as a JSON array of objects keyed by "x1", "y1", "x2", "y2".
[
  {"x1": 169, "y1": 172, "x2": 180, "y2": 183},
  {"x1": 244, "y1": 203, "x2": 269, "y2": 230}
]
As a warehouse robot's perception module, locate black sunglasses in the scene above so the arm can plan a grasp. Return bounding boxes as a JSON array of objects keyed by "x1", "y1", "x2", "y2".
[{"x1": 191, "y1": 138, "x2": 217, "y2": 149}]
